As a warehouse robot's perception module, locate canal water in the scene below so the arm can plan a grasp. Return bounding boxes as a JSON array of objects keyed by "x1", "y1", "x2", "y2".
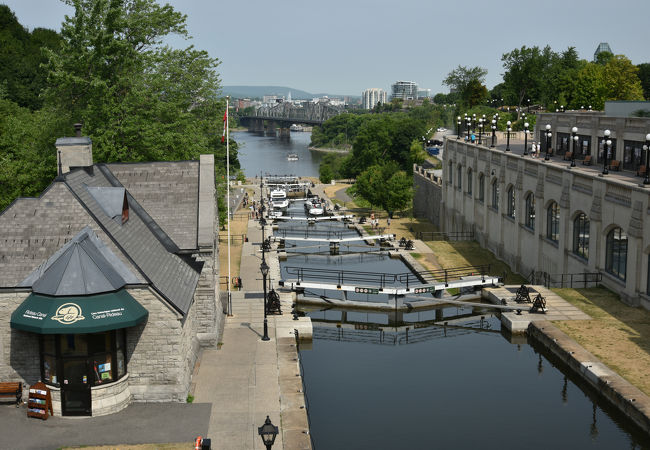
[
  {"x1": 274, "y1": 201, "x2": 650, "y2": 449},
  {"x1": 234, "y1": 131, "x2": 322, "y2": 178}
]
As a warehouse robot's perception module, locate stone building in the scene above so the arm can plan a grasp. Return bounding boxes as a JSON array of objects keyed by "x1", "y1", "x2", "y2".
[
  {"x1": 414, "y1": 113, "x2": 650, "y2": 309},
  {"x1": 0, "y1": 126, "x2": 222, "y2": 416}
]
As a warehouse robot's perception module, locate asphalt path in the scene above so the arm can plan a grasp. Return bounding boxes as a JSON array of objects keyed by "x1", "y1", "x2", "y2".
[{"x1": 0, "y1": 402, "x2": 211, "y2": 449}]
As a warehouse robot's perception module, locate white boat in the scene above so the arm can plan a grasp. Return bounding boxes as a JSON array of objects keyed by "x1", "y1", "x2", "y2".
[
  {"x1": 307, "y1": 200, "x2": 324, "y2": 216},
  {"x1": 290, "y1": 124, "x2": 304, "y2": 132},
  {"x1": 270, "y1": 188, "x2": 289, "y2": 210},
  {"x1": 287, "y1": 153, "x2": 299, "y2": 161}
]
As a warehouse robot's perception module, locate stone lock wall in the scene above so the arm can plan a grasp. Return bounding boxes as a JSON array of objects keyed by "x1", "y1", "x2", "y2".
[{"x1": 412, "y1": 165, "x2": 443, "y2": 229}]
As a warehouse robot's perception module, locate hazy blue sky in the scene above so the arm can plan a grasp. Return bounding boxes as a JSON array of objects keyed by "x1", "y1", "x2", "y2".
[{"x1": 4, "y1": 0, "x2": 650, "y2": 96}]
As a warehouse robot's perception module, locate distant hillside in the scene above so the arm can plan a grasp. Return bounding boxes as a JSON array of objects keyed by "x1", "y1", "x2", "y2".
[{"x1": 222, "y1": 85, "x2": 358, "y2": 100}]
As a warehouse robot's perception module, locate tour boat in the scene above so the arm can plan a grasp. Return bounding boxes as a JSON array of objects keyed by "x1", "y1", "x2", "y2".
[
  {"x1": 270, "y1": 188, "x2": 289, "y2": 210},
  {"x1": 290, "y1": 124, "x2": 304, "y2": 132},
  {"x1": 287, "y1": 153, "x2": 299, "y2": 161}
]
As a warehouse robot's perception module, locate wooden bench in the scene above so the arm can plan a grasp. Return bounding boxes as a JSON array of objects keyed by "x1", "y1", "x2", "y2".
[
  {"x1": 0, "y1": 381, "x2": 23, "y2": 406},
  {"x1": 637, "y1": 165, "x2": 647, "y2": 177},
  {"x1": 563, "y1": 151, "x2": 573, "y2": 161},
  {"x1": 608, "y1": 160, "x2": 621, "y2": 171},
  {"x1": 582, "y1": 155, "x2": 592, "y2": 165}
]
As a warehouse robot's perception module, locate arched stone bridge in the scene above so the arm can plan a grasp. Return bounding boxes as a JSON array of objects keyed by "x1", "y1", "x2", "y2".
[{"x1": 239, "y1": 102, "x2": 343, "y2": 138}]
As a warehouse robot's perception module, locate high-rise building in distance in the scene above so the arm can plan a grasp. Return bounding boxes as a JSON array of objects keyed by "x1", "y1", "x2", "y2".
[
  {"x1": 391, "y1": 81, "x2": 418, "y2": 100},
  {"x1": 362, "y1": 88, "x2": 387, "y2": 109}
]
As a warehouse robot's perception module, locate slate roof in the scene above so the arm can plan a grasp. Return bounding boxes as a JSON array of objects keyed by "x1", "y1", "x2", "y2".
[
  {"x1": 19, "y1": 226, "x2": 140, "y2": 296},
  {"x1": 61, "y1": 165, "x2": 202, "y2": 315},
  {"x1": 0, "y1": 183, "x2": 145, "y2": 288},
  {"x1": 106, "y1": 161, "x2": 199, "y2": 250},
  {"x1": 0, "y1": 162, "x2": 205, "y2": 316}
]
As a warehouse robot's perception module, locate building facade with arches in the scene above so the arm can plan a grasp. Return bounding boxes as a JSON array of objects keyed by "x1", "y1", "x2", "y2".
[{"x1": 423, "y1": 133, "x2": 650, "y2": 309}]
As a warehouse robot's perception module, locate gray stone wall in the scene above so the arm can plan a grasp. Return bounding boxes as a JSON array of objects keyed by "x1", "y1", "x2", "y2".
[
  {"x1": 126, "y1": 287, "x2": 196, "y2": 402},
  {"x1": 413, "y1": 166, "x2": 442, "y2": 229},
  {"x1": 0, "y1": 292, "x2": 39, "y2": 391},
  {"x1": 440, "y1": 138, "x2": 650, "y2": 307}
]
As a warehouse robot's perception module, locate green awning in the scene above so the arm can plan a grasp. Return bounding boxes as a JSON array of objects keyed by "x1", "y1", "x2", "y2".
[{"x1": 10, "y1": 289, "x2": 148, "y2": 334}]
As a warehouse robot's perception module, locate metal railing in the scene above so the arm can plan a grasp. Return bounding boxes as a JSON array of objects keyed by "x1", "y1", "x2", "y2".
[
  {"x1": 528, "y1": 271, "x2": 602, "y2": 289},
  {"x1": 416, "y1": 230, "x2": 475, "y2": 241},
  {"x1": 217, "y1": 234, "x2": 247, "y2": 243},
  {"x1": 284, "y1": 264, "x2": 493, "y2": 290}
]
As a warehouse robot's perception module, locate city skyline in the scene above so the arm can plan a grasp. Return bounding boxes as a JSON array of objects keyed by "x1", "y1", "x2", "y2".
[{"x1": 4, "y1": 0, "x2": 650, "y2": 96}]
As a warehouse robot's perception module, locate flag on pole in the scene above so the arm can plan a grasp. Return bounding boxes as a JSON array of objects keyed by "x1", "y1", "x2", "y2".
[{"x1": 221, "y1": 110, "x2": 227, "y2": 143}]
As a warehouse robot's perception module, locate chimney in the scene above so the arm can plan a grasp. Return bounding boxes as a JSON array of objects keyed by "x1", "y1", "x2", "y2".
[{"x1": 56, "y1": 123, "x2": 93, "y2": 174}]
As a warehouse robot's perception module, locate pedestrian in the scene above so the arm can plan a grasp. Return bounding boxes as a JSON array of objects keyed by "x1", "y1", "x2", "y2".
[
  {"x1": 531, "y1": 142, "x2": 537, "y2": 158},
  {"x1": 387, "y1": 217, "x2": 391, "y2": 227}
]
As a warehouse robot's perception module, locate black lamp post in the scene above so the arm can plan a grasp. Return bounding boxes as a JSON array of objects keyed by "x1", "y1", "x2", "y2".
[
  {"x1": 505, "y1": 120, "x2": 512, "y2": 152},
  {"x1": 523, "y1": 122, "x2": 529, "y2": 156},
  {"x1": 602, "y1": 129, "x2": 611, "y2": 175},
  {"x1": 466, "y1": 117, "x2": 471, "y2": 141},
  {"x1": 260, "y1": 259, "x2": 270, "y2": 341},
  {"x1": 457, "y1": 116, "x2": 461, "y2": 139},
  {"x1": 490, "y1": 119, "x2": 496, "y2": 148},
  {"x1": 478, "y1": 118, "x2": 483, "y2": 145},
  {"x1": 544, "y1": 124, "x2": 552, "y2": 161},
  {"x1": 570, "y1": 126, "x2": 578, "y2": 168},
  {"x1": 643, "y1": 133, "x2": 650, "y2": 186},
  {"x1": 258, "y1": 416, "x2": 279, "y2": 449},
  {"x1": 527, "y1": 98, "x2": 531, "y2": 113}
]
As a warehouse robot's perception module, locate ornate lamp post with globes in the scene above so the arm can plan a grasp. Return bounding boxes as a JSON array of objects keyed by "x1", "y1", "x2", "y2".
[
  {"x1": 602, "y1": 129, "x2": 611, "y2": 175},
  {"x1": 643, "y1": 133, "x2": 650, "y2": 186},
  {"x1": 523, "y1": 122, "x2": 529, "y2": 156},
  {"x1": 457, "y1": 116, "x2": 462, "y2": 139},
  {"x1": 505, "y1": 121, "x2": 512, "y2": 152},
  {"x1": 570, "y1": 126, "x2": 578, "y2": 168},
  {"x1": 490, "y1": 118, "x2": 497, "y2": 148},
  {"x1": 544, "y1": 124, "x2": 552, "y2": 161}
]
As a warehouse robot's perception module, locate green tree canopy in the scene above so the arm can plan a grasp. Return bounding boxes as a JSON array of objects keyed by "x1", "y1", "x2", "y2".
[
  {"x1": 44, "y1": 0, "x2": 231, "y2": 166},
  {"x1": 637, "y1": 63, "x2": 650, "y2": 100},
  {"x1": 443, "y1": 65, "x2": 487, "y2": 108}
]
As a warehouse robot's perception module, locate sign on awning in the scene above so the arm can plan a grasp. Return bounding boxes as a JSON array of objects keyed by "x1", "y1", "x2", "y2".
[{"x1": 10, "y1": 289, "x2": 148, "y2": 334}]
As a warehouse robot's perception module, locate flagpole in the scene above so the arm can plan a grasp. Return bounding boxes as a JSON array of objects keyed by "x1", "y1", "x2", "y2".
[{"x1": 226, "y1": 96, "x2": 232, "y2": 316}]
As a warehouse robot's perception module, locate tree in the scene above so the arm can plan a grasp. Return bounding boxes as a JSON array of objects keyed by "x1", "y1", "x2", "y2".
[
  {"x1": 462, "y1": 79, "x2": 488, "y2": 108},
  {"x1": 572, "y1": 63, "x2": 607, "y2": 110},
  {"x1": 443, "y1": 65, "x2": 487, "y2": 107},
  {"x1": 637, "y1": 63, "x2": 650, "y2": 100},
  {"x1": 603, "y1": 56, "x2": 644, "y2": 101},
  {"x1": 501, "y1": 46, "x2": 550, "y2": 117},
  {"x1": 0, "y1": 5, "x2": 62, "y2": 110},
  {"x1": 353, "y1": 162, "x2": 412, "y2": 217},
  {"x1": 410, "y1": 139, "x2": 427, "y2": 166},
  {"x1": 43, "y1": 0, "x2": 229, "y2": 166}
]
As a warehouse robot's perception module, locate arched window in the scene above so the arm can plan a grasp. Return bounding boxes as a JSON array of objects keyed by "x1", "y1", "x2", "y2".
[
  {"x1": 606, "y1": 227, "x2": 627, "y2": 280},
  {"x1": 467, "y1": 168, "x2": 473, "y2": 195},
  {"x1": 448, "y1": 161, "x2": 453, "y2": 186},
  {"x1": 457, "y1": 165, "x2": 462, "y2": 191},
  {"x1": 525, "y1": 193, "x2": 535, "y2": 230},
  {"x1": 546, "y1": 202, "x2": 560, "y2": 242},
  {"x1": 573, "y1": 213, "x2": 590, "y2": 259},
  {"x1": 491, "y1": 179, "x2": 499, "y2": 210},
  {"x1": 506, "y1": 186, "x2": 515, "y2": 218},
  {"x1": 478, "y1": 173, "x2": 485, "y2": 202}
]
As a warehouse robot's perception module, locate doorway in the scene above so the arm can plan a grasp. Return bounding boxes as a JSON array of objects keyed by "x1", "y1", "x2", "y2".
[{"x1": 61, "y1": 358, "x2": 91, "y2": 416}]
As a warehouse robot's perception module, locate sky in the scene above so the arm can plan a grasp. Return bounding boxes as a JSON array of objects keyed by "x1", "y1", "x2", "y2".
[{"x1": 4, "y1": 0, "x2": 650, "y2": 97}]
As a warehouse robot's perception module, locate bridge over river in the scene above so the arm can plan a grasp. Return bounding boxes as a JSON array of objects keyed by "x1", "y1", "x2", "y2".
[{"x1": 239, "y1": 101, "x2": 342, "y2": 138}]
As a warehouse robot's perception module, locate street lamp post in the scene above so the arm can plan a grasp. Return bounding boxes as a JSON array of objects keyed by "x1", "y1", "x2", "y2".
[
  {"x1": 570, "y1": 126, "x2": 578, "y2": 168},
  {"x1": 602, "y1": 129, "x2": 611, "y2": 175},
  {"x1": 258, "y1": 416, "x2": 279, "y2": 450},
  {"x1": 523, "y1": 122, "x2": 529, "y2": 156},
  {"x1": 505, "y1": 121, "x2": 512, "y2": 152},
  {"x1": 478, "y1": 118, "x2": 483, "y2": 145},
  {"x1": 490, "y1": 119, "x2": 496, "y2": 148},
  {"x1": 643, "y1": 133, "x2": 650, "y2": 186},
  {"x1": 544, "y1": 124, "x2": 552, "y2": 161},
  {"x1": 466, "y1": 117, "x2": 471, "y2": 141},
  {"x1": 457, "y1": 116, "x2": 461, "y2": 139},
  {"x1": 260, "y1": 259, "x2": 270, "y2": 341}
]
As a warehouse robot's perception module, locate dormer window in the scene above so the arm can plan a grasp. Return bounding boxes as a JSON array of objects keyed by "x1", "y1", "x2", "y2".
[{"x1": 86, "y1": 186, "x2": 129, "y2": 225}]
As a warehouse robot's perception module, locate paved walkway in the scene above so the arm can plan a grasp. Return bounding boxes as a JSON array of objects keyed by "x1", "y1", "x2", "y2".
[
  {"x1": 193, "y1": 185, "x2": 311, "y2": 450},
  {"x1": 0, "y1": 403, "x2": 211, "y2": 449}
]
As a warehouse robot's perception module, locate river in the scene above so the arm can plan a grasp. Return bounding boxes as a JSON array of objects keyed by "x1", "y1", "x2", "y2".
[{"x1": 233, "y1": 130, "x2": 323, "y2": 178}]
